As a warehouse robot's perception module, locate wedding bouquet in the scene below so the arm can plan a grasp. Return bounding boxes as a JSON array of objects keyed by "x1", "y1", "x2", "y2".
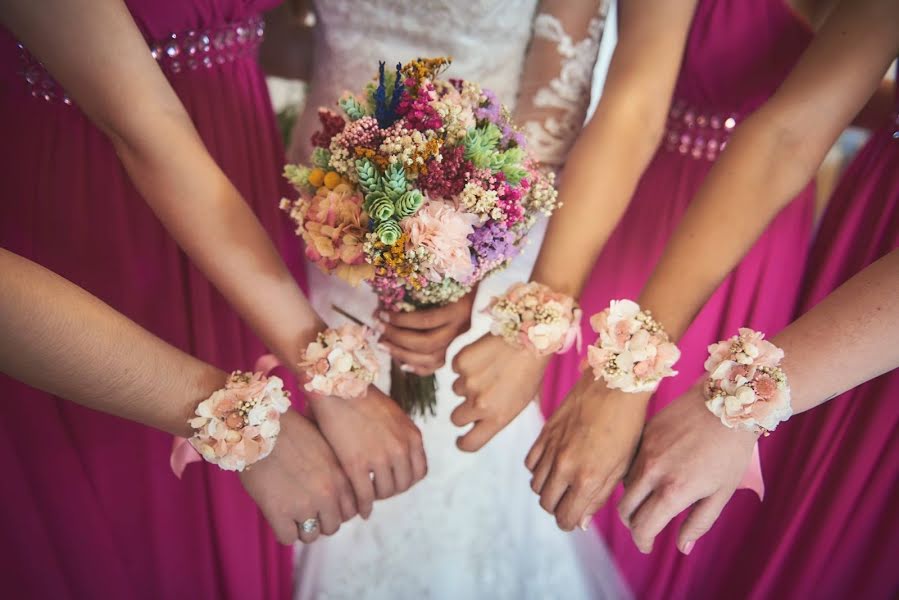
[{"x1": 281, "y1": 57, "x2": 559, "y2": 415}]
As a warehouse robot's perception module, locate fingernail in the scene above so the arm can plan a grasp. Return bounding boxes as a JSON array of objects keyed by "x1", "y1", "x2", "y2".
[
  {"x1": 400, "y1": 364, "x2": 415, "y2": 373},
  {"x1": 579, "y1": 515, "x2": 591, "y2": 531},
  {"x1": 682, "y1": 540, "x2": 695, "y2": 555},
  {"x1": 372, "y1": 320, "x2": 386, "y2": 333},
  {"x1": 378, "y1": 311, "x2": 389, "y2": 322},
  {"x1": 377, "y1": 343, "x2": 390, "y2": 353}
]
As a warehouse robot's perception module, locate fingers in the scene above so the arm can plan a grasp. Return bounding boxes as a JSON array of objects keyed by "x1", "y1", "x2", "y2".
[
  {"x1": 555, "y1": 477, "x2": 609, "y2": 532},
  {"x1": 379, "y1": 322, "x2": 455, "y2": 356},
  {"x1": 391, "y1": 453, "x2": 413, "y2": 493},
  {"x1": 348, "y1": 468, "x2": 376, "y2": 519},
  {"x1": 530, "y1": 447, "x2": 556, "y2": 494},
  {"x1": 525, "y1": 431, "x2": 548, "y2": 471},
  {"x1": 451, "y1": 376, "x2": 467, "y2": 398},
  {"x1": 629, "y1": 485, "x2": 701, "y2": 554},
  {"x1": 334, "y1": 475, "x2": 358, "y2": 522},
  {"x1": 410, "y1": 442, "x2": 428, "y2": 481},
  {"x1": 296, "y1": 512, "x2": 322, "y2": 544},
  {"x1": 372, "y1": 463, "x2": 396, "y2": 499},
  {"x1": 271, "y1": 517, "x2": 300, "y2": 546},
  {"x1": 617, "y1": 469, "x2": 656, "y2": 528},
  {"x1": 537, "y1": 465, "x2": 570, "y2": 515},
  {"x1": 378, "y1": 340, "x2": 444, "y2": 375},
  {"x1": 578, "y1": 489, "x2": 615, "y2": 531},
  {"x1": 378, "y1": 304, "x2": 460, "y2": 330},
  {"x1": 450, "y1": 397, "x2": 482, "y2": 427},
  {"x1": 455, "y1": 418, "x2": 501, "y2": 452},
  {"x1": 677, "y1": 491, "x2": 730, "y2": 554},
  {"x1": 318, "y1": 505, "x2": 342, "y2": 537}
]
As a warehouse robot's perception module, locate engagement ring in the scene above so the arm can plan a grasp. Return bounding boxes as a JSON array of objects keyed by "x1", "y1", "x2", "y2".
[{"x1": 301, "y1": 518, "x2": 319, "y2": 534}]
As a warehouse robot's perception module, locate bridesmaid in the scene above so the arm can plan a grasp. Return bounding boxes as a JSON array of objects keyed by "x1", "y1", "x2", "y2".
[
  {"x1": 734, "y1": 65, "x2": 899, "y2": 599},
  {"x1": 451, "y1": 0, "x2": 847, "y2": 596},
  {"x1": 0, "y1": 0, "x2": 424, "y2": 597},
  {"x1": 556, "y1": 3, "x2": 898, "y2": 597}
]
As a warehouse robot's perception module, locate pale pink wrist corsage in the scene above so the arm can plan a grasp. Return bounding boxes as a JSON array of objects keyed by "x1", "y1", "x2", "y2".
[
  {"x1": 585, "y1": 299, "x2": 680, "y2": 393},
  {"x1": 486, "y1": 281, "x2": 582, "y2": 356},
  {"x1": 703, "y1": 327, "x2": 792, "y2": 435},
  {"x1": 298, "y1": 323, "x2": 379, "y2": 399},
  {"x1": 188, "y1": 371, "x2": 291, "y2": 472}
]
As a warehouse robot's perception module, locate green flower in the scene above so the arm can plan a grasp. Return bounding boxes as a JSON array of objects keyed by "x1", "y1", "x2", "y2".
[
  {"x1": 311, "y1": 147, "x2": 331, "y2": 169},
  {"x1": 282, "y1": 164, "x2": 311, "y2": 192},
  {"x1": 463, "y1": 123, "x2": 503, "y2": 168},
  {"x1": 339, "y1": 95, "x2": 368, "y2": 121},
  {"x1": 383, "y1": 163, "x2": 407, "y2": 200},
  {"x1": 376, "y1": 220, "x2": 402, "y2": 245},
  {"x1": 355, "y1": 158, "x2": 381, "y2": 194},
  {"x1": 394, "y1": 189, "x2": 424, "y2": 219},
  {"x1": 366, "y1": 191, "x2": 396, "y2": 221}
]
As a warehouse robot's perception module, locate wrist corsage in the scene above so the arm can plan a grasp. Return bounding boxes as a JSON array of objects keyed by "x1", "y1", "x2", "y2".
[
  {"x1": 187, "y1": 371, "x2": 291, "y2": 472},
  {"x1": 486, "y1": 281, "x2": 582, "y2": 356},
  {"x1": 585, "y1": 299, "x2": 680, "y2": 393},
  {"x1": 298, "y1": 323, "x2": 379, "y2": 399},
  {"x1": 703, "y1": 327, "x2": 792, "y2": 435}
]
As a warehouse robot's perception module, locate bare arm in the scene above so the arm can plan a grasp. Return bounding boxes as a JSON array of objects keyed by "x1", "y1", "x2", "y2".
[
  {"x1": 0, "y1": 248, "x2": 362, "y2": 543},
  {"x1": 530, "y1": 0, "x2": 699, "y2": 296},
  {"x1": 0, "y1": 0, "x2": 427, "y2": 514},
  {"x1": 637, "y1": 0, "x2": 899, "y2": 342},
  {"x1": 450, "y1": 0, "x2": 698, "y2": 454},
  {"x1": 1, "y1": 0, "x2": 323, "y2": 366},
  {"x1": 0, "y1": 248, "x2": 220, "y2": 437},
  {"x1": 776, "y1": 249, "x2": 899, "y2": 413}
]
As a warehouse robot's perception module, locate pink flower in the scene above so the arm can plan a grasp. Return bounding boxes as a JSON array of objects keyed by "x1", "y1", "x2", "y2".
[
  {"x1": 401, "y1": 199, "x2": 478, "y2": 282},
  {"x1": 297, "y1": 324, "x2": 379, "y2": 400},
  {"x1": 753, "y1": 374, "x2": 778, "y2": 400}
]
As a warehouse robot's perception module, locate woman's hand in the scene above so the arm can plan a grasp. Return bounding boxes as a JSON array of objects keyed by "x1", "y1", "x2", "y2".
[
  {"x1": 450, "y1": 333, "x2": 549, "y2": 451},
  {"x1": 618, "y1": 384, "x2": 757, "y2": 555},
  {"x1": 307, "y1": 387, "x2": 427, "y2": 519},
  {"x1": 525, "y1": 375, "x2": 647, "y2": 531},
  {"x1": 239, "y1": 409, "x2": 357, "y2": 545},
  {"x1": 376, "y1": 290, "x2": 476, "y2": 376}
]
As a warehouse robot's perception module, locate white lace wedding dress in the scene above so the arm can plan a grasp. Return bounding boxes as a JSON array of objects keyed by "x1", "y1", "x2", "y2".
[{"x1": 288, "y1": 1, "x2": 629, "y2": 598}]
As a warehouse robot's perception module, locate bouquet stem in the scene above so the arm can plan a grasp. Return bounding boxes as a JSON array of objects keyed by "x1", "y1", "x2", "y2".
[{"x1": 390, "y1": 361, "x2": 437, "y2": 417}]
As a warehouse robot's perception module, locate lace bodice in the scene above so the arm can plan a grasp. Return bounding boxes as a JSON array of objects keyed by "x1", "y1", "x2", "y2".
[{"x1": 288, "y1": 0, "x2": 608, "y2": 168}]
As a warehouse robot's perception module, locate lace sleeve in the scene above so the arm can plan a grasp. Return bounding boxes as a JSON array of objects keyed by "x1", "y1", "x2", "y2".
[{"x1": 515, "y1": 0, "x2": 610, "y2": 168}]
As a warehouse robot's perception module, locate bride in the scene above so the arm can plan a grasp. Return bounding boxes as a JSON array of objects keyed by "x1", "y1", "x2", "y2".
[{"x1": 282, "y1": 1, "x2": 629, "y2": 597}]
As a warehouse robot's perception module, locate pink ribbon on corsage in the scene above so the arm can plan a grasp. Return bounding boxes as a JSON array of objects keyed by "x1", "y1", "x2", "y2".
[
  {"x1": 738, "y1": 442, "x2": 765, "y2": 500},
  {"x1": 170, "y1": 353, "x2": 283, "y2": 478}
]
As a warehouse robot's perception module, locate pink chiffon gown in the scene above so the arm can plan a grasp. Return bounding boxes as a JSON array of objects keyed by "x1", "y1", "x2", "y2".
[
  {"x1": 0, "y1": 1, "x2": 301, "y2": 598},
  {"x1": 730, "y1": 80, "x2": 899, "y2": 599},
  {"x1": 540, "y1": 1, "x2": 816, "y2": 597}
]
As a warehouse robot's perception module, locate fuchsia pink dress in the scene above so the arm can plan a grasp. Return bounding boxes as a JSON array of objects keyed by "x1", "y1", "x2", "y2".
[
  {"x1": 730, "y1": 79, "x2": 899, "y2": 599},
  {"x1": 541, "y1": 1, "x2": 816, "y2": 597},
  {"x1": 0, "y1": 1, "x2": 300, "y2": 598}
]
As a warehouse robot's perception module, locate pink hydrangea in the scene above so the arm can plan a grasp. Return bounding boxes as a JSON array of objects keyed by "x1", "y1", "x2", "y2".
[
  {"x1": 586, "y1": 299, "x2": 681, "y2": 393},
  {"x1": 401, "y1": 199, "x2": 478, "y2": 282},
  {"x1": 298, "y1": 323, "x2": 379, "y2": 399},
  {"x1": 187, "y1": 372, "x2": 291, "y2": 472},
  {"x1": 703, "y1": 328, "x2": 792, "y2": 434},
  {"x1": 486, "y1": 282, "x2": 582, "y2": 356}
]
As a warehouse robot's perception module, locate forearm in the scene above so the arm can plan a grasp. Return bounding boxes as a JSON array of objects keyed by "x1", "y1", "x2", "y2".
[
  {"x1": 528, "y1": 0, "x2": 699, "y2": 297},
  {"x1": 112, "y1": 120, "x2": 324, "y2": 367},
  {"x1": 531, "y1": 100, "x2": 665, "y2": 297},
  {"x1": 0, "y1": 249, "x2": 225, "y2": 436},
  {"x1": 3, "y1": 0, "x2": 325, "y2": 367},
  {"x1": 636, "y1": 0, "x2": 899, "y2": 340},
  {"x1": 636, "y1": 115, "x2": 813, "y2": 339},
  {"x1": 774, "y1": 250, "x2": 899, "y2": 414}
]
